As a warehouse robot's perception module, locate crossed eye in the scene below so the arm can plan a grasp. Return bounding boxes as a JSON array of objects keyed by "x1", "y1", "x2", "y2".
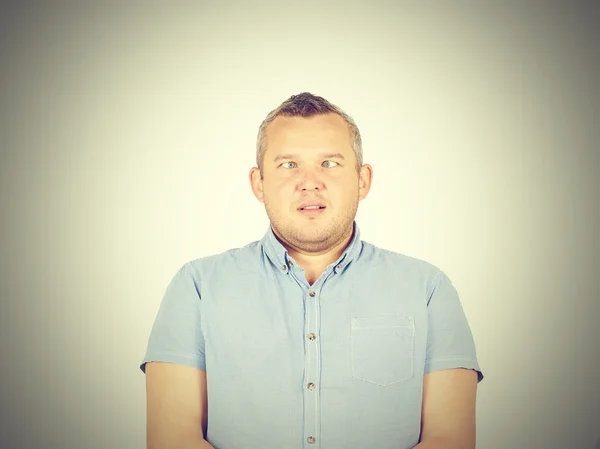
[{"x1": 281, "y1": 161, "x2": 339, "y2": 169}]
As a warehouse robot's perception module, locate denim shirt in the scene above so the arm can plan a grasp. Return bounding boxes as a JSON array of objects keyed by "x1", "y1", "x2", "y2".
[{"x1": 141, "y1": 222, "x2": 483, "y2": 449}]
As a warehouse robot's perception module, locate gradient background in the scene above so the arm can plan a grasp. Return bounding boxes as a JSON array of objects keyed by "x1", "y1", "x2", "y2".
[{"x1": 1, "y1": 2, "x2": 598, "y2": 448}]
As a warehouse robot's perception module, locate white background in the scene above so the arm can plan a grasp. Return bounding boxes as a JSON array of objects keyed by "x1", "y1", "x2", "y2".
[{"x1": 1, "y1": 2, "x2": 598, "y2": 448}]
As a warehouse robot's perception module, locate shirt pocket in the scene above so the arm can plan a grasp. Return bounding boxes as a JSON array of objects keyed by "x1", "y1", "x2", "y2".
[{"x1": 350, "y1": 314, "x2": 415, "y2": 386}]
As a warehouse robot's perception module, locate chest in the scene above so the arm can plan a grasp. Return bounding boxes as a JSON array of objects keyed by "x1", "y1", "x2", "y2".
[{"x1": 199, "y1": 265, "x2": 430, "y2": 383}]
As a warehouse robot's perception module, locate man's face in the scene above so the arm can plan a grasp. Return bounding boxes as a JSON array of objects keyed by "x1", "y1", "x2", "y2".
[{"x1": 250, "y1": 113, "x2": 372, "y2": 254}]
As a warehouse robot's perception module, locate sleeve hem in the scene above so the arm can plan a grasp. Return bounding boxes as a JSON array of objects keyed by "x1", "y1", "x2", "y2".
[
  {"x1": 424, "y1": 357, "x2": 484, "y2": 382},
  {"x1": 140, "y1": 351, "x2": 206, "y2": 373}
]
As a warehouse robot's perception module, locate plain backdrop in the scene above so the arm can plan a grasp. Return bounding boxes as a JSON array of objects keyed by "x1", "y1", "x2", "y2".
[{"x1": 1, "y1": 2, "x2": 599, "y2": 449}]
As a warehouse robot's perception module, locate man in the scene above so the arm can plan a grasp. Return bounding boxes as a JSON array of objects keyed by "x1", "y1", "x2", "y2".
[{"x1": 141, "y1": 93, "x2": 483, "y2": 449}]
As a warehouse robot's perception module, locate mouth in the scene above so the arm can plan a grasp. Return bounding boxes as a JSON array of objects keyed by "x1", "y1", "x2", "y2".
[
  {"x1": 298, "y1": 204, "x2": 326, "y2": 217},
  {"x1": 298, "y1": 205, "x2": 326, "y2": 211}
]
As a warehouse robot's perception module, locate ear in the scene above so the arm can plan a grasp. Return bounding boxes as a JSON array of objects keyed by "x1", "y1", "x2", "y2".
[
  {"x1": 249, "y1": 167, "x2": 265, "y2": 203},
  {"x1": 358, "y1": 163, "x2": 373, "y2": 201}
]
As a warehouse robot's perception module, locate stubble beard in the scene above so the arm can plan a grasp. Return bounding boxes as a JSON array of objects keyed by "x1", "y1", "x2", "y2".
[{"x1": 265, "y1": 196, "x2": 359, "y2": 254}]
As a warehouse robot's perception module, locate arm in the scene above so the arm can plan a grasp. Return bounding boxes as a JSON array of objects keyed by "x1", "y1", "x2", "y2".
[
  {"x1": 142, "y1": 263, "x2": 210, "y2": 448},
  {"x1": 414, "y1": 368, "x2": 478, "y2": 449},
  {"x1": 146, "y1": 361, "x2": 214, "y2": 449}
]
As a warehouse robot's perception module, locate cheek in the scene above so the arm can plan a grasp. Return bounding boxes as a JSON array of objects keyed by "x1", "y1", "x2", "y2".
[
  {"x1": 329, "y1": 178, "x2": 359, "y2": 198},
  {"x1": 270, "y1": 179, "x2": 295, "y2": 194},
  {"x1": 263, "y1": 182, "x2": 294, "y2": 205}
]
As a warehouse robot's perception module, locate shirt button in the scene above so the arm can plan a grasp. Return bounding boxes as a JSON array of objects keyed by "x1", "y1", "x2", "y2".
[
  {"x1": 307, "y1": 382, "x2": 315, "y2": 391},
  {"x1": 307, "y1": 436, "x2": 316, "y2": 444},
  {"x1": 308, "y1": 333, "x2": 316, "y2": 341},
  {"x1": 336, "y1": 264, "x2": 343, "y2": 270},
  {"x1": 308, "y1": 289, "x2": 315, "y2": 297},
  {"x1": 288, "y1": 261, "x2": 294, "y2": 267},
  {"x1": 281, "y1": 264, "x2": 287, "y2": 270}
]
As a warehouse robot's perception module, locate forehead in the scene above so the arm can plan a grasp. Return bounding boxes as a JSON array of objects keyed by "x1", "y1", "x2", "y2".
[{"x1": 264, "y1": 113, "x2": 354, "y2": 157}]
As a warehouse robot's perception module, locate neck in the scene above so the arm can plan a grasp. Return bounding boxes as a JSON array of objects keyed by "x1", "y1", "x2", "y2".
[{"x1": 275, "y1": 225, "x2": 355, "y2": 273}]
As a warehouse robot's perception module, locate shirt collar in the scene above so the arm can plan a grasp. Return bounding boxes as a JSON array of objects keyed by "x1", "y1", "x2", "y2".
[{"x1": 261, "y1": 221, "x2": 363, "y2": 275}]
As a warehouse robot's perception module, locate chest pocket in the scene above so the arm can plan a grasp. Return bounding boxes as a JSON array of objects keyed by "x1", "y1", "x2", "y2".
[{"x1": 351, "y1": 314, "x2": 415, "y2": 386}]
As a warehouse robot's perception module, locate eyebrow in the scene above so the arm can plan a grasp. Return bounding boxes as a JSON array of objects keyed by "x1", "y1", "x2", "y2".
[{"x1": 273, "y1": 152, "x2": 346, "y2": 162}]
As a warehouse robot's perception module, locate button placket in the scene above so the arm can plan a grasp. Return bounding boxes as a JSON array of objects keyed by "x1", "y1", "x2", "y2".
[{"x1": 303, "y1": 285, "x2": 321, "y2": 449}]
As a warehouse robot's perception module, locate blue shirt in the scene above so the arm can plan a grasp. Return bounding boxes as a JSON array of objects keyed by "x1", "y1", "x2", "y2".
[{"x1": 141, "y1": 222, "x2": 483, "y2": 449}]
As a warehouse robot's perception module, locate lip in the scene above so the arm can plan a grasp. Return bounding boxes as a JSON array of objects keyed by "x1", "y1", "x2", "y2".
[
  {"x1": 297, "y1": 203, "x2": 327, "y2": 217},
  {"x1": 297, "y1": 202, "x2": 326, "y2": 210},
  {"x1": 298, "y1": 207, "x2": 326, "y2": 217}
]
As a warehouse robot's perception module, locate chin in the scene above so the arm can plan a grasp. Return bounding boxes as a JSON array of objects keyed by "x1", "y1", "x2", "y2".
[{"x1": 294, "y1": 225, "x2": 333, "y2": 242}]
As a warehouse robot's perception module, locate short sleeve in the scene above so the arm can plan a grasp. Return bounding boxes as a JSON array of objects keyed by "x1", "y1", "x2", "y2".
[
  {"x1": 140, "y1": 263, "x2": 206, "y2": 373},
  {"x1": 424, "y1": 270, "x2": 483, "y2": 382}
]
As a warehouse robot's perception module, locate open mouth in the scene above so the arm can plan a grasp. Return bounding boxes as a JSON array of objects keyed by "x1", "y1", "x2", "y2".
[
  {"x1": 299, "y1": 205, "x2": 326, "y2": 211},
  {"x1": 298, "y1": 204, "x2": 326, "y2": 216}
]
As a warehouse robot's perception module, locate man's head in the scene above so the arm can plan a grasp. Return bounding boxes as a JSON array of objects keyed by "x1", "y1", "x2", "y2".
[
  {"x1": 249, "y1": 93, "x2": 373, "y2": 255},
  {"x1": 255, "y1": 93, "x2": 363, "y2": 178}
]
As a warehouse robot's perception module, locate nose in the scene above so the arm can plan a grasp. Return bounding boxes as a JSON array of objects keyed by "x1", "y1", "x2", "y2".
[{"x1": 299, "y1": 170, "x2": 325, "y2": 191}]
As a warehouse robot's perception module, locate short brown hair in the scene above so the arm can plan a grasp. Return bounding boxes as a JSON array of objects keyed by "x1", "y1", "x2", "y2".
[{"x1": 256, "y1": 92, "x2": 363, "y2": 177}]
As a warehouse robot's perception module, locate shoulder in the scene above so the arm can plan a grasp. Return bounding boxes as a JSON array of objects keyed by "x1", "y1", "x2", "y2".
[
  {"x1": 360, "y1": 240, "x2": 442, "y2": 278},
  {"x1": 181, "y1": 239, "x2": 263, "y2": 279},
  {"x1": 357, "y1": 241, "x2": 451, "y2": 298}
]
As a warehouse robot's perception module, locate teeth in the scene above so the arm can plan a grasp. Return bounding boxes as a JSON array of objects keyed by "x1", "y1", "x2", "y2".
[{"x1": 304, "y1": 205, "x2": 321, "y2": 210}]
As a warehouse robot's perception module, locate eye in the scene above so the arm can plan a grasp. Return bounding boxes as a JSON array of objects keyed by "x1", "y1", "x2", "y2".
[
  {"x1": 281, "y1": 161, "x2": 297, "y2": 169},
  {"x1": 322, "y1": 160, "x2": 339, "y2": 168}
]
